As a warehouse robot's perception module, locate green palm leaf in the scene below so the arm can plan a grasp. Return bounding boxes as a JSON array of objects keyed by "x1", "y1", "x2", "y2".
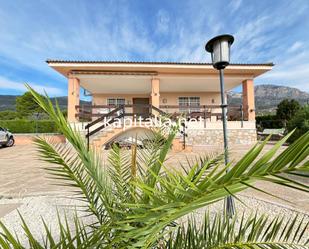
[{"x1": 166, "y1": 212, "x2": 309, "y2": 249}]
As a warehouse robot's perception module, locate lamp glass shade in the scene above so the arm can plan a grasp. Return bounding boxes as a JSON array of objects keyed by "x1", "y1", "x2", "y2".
[
  {"x1": 213, "y1": 40, "x2": 230, "y2": 65},
  {"x1": 205, "y1": 34, "x2": 234, "y2": 69}
]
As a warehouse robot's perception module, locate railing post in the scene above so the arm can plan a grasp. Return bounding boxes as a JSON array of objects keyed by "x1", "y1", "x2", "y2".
[
  {"x1": 204, "y1": 106, "x2": 207, "y2": 128},
  {"x1": 240, "y1": 104, "x2": 244, "y2": 128},
  {"x1": 180, "y1": 122, "x2": 187, "y2": 150},
  {"x1": 183, "y1": 125, "x2": 186, "y2": 150},
  {"x1": 122, "y1": 104, "x2": 125, "y2": 124}
]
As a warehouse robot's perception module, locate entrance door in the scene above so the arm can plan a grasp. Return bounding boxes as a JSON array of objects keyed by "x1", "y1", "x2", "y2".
[{"x1": 133, "y1": 98, "x2": 150, "y2": 118}]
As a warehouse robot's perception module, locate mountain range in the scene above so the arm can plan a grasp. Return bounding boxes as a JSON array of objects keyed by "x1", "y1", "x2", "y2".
[
  {"x1": 0, "y1": 96, "x2": 89, "y2": 112},
  {"x1": 227, "y1": 84, "x2": 309, "y2": 114},
  {"x1": 1, "y1": 84, "x2": 308, "y2": 114}
]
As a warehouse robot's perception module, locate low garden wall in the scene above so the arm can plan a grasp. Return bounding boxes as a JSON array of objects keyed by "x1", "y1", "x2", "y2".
[
  {"x1": 14, "y1": 134, "x2": 66, "y2": 145},
  {"x1": 187, "y1": 128, "x2": 257, "y2": 146}
]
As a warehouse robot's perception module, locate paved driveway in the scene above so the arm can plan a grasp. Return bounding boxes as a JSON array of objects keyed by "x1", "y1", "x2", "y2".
[
  {"x1": 0, "y1": 144, "x2": 308, "y2": 214},
  {"x1": 0, "y1": 145, "x2": 68, "y2": 197}
]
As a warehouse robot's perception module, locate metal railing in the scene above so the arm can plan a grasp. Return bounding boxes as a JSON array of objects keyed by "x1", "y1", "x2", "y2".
[
  {"x1": 77, "y1": 104, "x2": 249, "y2": 150},
  {"x1": 85, "y1": 105, "x2": 125, "y2": 150},
  {"x1": 83, "y1": 104, "x2": 189, "y2": 150},
  {"x1": 158, "y1": 104, "x2": 246, "y2": 122},
  {"x1": 76, "y1": 104, "x2": 247, "y2": 123}
]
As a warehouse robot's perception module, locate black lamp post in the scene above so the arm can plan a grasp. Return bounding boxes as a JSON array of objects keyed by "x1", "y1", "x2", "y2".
[{"x1": 205, "y1": 34, "x2": 235, "y2": 217}]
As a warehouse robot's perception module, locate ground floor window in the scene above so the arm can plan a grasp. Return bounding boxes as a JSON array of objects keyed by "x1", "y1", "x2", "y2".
[
  {"x1": 107, "y1": 98, "x2": 125, "y2": 106},
  {"x1": 178, "y1": 97, "x2": 200, "y2": 113}
]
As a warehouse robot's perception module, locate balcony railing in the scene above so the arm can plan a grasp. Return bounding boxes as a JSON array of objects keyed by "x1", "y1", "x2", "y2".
[{"x1": 75, "y1": 104, "x2": 247, "y2": 123}]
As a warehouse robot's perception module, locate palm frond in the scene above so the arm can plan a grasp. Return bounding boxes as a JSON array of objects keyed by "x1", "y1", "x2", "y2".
[
  {"x1": 166, "y1": 212, "x2": 309, "y2": 249},
  {"x1": 116, "y1": 131, "x2": 309, "y2": 247},
  {"x1": 0, "y1": 210, "x2": 101, "y2": 249}
]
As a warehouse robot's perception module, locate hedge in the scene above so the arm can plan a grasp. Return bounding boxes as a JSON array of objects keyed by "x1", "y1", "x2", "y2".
[
  {"x1": 256, "y1": 115, "x2": 285, "y2": 130},
  {"x1": 287, "y1": 105, "x2": 309, "y2": 143},
  {"x1": 0, "y1": 120, "x2": 59, "y2": 133}
]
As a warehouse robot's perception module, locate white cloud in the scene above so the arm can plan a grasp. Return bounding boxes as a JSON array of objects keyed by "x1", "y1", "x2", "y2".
[
  {"x1": 0, "y1": 76, "x2": 64, "y2": 96},
  {"x1": 287, "y1": 41, "x2": 303, "y2": 53},
  {"x1": 229, "y1": 0, "x2": 243, "y2": 13},
  {"x1": 156, "y1": 9, "x2": 170, "y2": 34},
  {"x1": 257, "y1": 56, "x2": 309, "y2": 91}
]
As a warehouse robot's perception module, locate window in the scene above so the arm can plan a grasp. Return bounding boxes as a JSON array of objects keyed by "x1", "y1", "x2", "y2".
[
  {"x1": 107, "y1": 98, "x2": 125, "y2": 106},
  {"x1": 178, "y1": 97, "x2": 200, "y2": 113}
]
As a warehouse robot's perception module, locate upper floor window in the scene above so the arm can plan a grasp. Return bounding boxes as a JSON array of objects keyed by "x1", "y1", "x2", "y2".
[
  {"x1": 178, "y1": 97, "x2": 200, "y2": 113},
  {"x1": 107, "y1": 98, "x2": 125, "y2": 106}
]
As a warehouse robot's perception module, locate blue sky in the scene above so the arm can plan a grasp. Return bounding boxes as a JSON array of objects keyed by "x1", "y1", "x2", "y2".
[{"x1": 0, "y1": 0, "x2": 308, "y2": 97}]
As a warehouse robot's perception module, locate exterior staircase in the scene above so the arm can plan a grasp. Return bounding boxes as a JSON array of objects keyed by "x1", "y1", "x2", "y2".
[
  {"x1": 91, "y1": 127, "x2": 123, "y2": 149},
  {"x1": 85, "y1": 104, "x2": 192, "y2": 152},
  {"x1": 89, "y1": 126, "x2": 192, "y2": 152}
]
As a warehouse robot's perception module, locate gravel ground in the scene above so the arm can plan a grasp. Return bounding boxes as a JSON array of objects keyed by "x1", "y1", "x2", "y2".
[
  {"x1": 0, "y1": 144, "x2": 308, "y2": 246},
  {"x1": 0, "y1": 195, "x2": 96, "y2": 247},
  {"x1": 0, "y1": 194, "x2": 308, "y2": 247}
]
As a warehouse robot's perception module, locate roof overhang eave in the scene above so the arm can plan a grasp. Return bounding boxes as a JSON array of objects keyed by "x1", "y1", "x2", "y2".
[{"x1": 46, "y1": 60, "x2": 274, "y2": 78}]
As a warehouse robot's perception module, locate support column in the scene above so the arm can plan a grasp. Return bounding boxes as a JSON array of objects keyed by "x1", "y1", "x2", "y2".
[
  {"x1": 151, "y1": 78, "x2": 160, "y2": 108},
  {"x1": 242, "y1": 79, "x2": 255, "y2": 121},
  {"x1": 67, "y1": 75, "x2": 80, "y2": 122}
]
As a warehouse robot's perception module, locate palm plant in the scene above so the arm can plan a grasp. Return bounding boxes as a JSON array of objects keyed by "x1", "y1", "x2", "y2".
[{"x1": 0, "y1": 86, "x2": 308, "y2": 248}]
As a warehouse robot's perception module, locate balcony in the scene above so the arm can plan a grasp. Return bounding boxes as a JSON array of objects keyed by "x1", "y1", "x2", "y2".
[{"x1": 75, "y1": 104, "x2": 249, "y2": 123}]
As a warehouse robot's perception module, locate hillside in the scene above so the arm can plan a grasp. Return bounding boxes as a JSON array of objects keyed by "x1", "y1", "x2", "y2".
[
  {"x1": 0, "y1": 95, "x2": 89, "y2": 111},
  {"x1": 0, "y1": 95, "x2": 17, "y2": 111},
  {"x1": 228, "y1": 84, "x2": 309, "y2": 114},
  {"x1": 1, "y1": 84, "x2": 308, "y2": 114}
]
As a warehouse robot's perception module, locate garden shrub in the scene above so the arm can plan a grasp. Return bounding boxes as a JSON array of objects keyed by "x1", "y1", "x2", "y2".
[
  {"x1": 0, "y1": 111, "x2": 21, "y2": 120},
  {"x1": 276, "y1": 99, "x2": 301, "y2": 121},
  {"x1": 287, "y1": 105, "x2": 309, "y2": 142},
  {"x1": 0, "y1": 119, "x2": 59, "y2": 133},
  {"x1": 256, "y1": 115, "x2": 285, "y2": 130}
]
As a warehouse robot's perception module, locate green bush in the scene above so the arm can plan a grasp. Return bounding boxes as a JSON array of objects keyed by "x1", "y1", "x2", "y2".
[
  {"x1": 16, "y1": 91, "x2": 45, "y2": 118},
  {"x1": 0, "y1": 111, "x2": 21, "y2": 120},
  {"x1": 0, "y1": 119, "x2": 59, "y2": 133},
  {"x1": 276, "y1": 99, "x2": 301, "y2": 121},
  {"x1": 256, "y1": 115, "x2": 285, "y2": 130},
  {"x1": 287, "y1": 105, "x2": 309, "y2": 142}
]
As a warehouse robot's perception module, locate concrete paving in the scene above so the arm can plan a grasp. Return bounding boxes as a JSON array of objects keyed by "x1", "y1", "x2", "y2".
[
  {"x1": 0, "y1": 203, "x2": 21, "y2": 218},
  {"x1": 0, "y1": 145, "x2": 67, "y2": 198},
  {"x1": 0, "y1": 144, "x2": 308, "y2": 217}
]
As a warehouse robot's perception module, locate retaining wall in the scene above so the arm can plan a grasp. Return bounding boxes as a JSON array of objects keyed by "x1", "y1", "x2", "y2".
[{"x1": 187, "y1": 128, "x2": 257, "y2": 146}]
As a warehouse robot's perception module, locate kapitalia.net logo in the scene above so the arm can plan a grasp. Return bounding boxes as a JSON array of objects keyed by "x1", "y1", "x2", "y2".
[{"x1": 100, "y1": 115, "x2": 205, "y2": 130}]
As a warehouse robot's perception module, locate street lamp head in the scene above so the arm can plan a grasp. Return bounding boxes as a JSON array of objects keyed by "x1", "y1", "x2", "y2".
[{"x1": 205, "y1": 34, "x2": 234, "y2": 70}]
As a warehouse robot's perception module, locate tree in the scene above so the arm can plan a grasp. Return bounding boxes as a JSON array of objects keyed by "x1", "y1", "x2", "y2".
[
  {"x1": 0, "y1": 86, "x2": 308, "y2": 248},
  {"x1": 0, "y1": 110, "x2": 21, "y2": 120},
  {"x1": 276, "y1": 99, "x2": 301, "y2": 122},
  {"x1": 287, "y1": 105, "x2": 309, "y2": 142},
  {"x1": 16, "y1": 91, "x2": 44, "y2": 118}
]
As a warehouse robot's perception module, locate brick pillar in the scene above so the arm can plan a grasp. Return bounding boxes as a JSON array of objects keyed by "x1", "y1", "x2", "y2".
[
  {"x1": 67, "y1": 75, "x2": 80, "y2": 122},
  {"x1": 151, "y1": 78, "x2": 160, "y2": 108},
  {"x1": 242, "y1": 79, "x2": 255, "y2": 121}
]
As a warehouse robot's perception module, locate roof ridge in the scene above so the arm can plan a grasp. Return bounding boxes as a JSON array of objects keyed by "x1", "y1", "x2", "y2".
[{"x1": 46, "y1": 59, "x2": 274, "y2": 66}]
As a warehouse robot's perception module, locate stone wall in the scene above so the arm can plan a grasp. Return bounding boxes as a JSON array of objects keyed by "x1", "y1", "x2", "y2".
[{"x1": 186, "y1": 128, "x2": 257, "y2": 146}]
